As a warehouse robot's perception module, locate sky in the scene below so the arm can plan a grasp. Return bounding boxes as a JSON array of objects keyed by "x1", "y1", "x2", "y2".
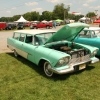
[{"x1": 0, "y1": 0, "x2": 100, "y2": 18}]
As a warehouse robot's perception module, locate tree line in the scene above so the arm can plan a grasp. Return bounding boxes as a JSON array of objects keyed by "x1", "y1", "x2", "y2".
[{"x1": 0, "y1": 3, "x2": 96, "y2": 22}]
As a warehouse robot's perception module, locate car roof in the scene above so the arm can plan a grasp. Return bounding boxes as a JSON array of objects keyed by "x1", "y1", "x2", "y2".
[
  {"x1": 84, "y1": 27, "x2": 100, "y2": 31},
  {"x1": 14, "y1": 29, "x2": 56, "y2": 35}
]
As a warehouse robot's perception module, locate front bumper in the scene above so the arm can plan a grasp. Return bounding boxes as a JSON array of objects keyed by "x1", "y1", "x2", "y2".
[
  {"x1": 91, "y1": 57, "x2": 99, "y2": 63},
  {"x1": 49, "y1": 60, "x2": 91, "y2": 75},
  {"x1": 49, "y1": 56, "x2": 99, "y2": 75}
]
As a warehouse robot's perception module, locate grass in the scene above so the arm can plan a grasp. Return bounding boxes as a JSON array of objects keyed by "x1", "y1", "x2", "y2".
[{"x1": 0, "y1": 53, "x2": 100, "y2": 100}]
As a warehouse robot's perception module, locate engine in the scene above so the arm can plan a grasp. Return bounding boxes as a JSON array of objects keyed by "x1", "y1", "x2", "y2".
[{"x1": 48, "y1": 43, "x2": 90, "y2": 59}]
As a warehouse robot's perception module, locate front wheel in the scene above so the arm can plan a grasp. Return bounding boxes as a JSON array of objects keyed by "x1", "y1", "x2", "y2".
[{"x1": 43, "y1": 61, "x2": 53, "y2": 77}]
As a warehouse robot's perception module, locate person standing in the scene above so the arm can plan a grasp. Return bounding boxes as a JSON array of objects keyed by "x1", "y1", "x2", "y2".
[{"x1": 53, "y1": 21, "x2": 56, "y2": 28}]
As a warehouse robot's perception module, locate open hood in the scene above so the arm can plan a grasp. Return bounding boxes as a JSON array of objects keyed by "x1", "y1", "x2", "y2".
[{"x1": 44, "y1": 23, "x2": 89, "y2": 44}]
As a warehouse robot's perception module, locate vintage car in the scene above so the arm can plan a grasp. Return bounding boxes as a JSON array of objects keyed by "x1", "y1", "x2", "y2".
[
  {"x1": 7, "y1": 23, "x2": 99, "y2": 77},
  {"x1": 74, "y1": 27, "x2": 100, "y2": 56},
  {"x1": 30, "y1": 22, "x2": 53, "y2": 29}
]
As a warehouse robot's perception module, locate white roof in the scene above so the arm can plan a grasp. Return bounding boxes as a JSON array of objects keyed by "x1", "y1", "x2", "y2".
[
  {"x1": 14, "y1": 29, "x2": 56, "y2": 35},
  {"x1": 14, "y1": 16, "x2": 29, "y2": 22},
  {"x1": 84, "y1": 27, "x2": 100, "y2": 31},
  {"x1": 79, "y1": 17, "x2": 90, "y2": 21},
  {"x1": 41, "y1": 20, "x2": 48, "y2": 23}
]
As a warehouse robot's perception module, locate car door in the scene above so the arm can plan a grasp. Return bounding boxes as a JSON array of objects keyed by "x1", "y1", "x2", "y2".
[
  {"x1": 23, "y1": 34, "x2": 37, "y2": 62},
  {"x1": 42, "y1": 23, "x2": 46, "y2": 28},
  {"x1": 16, "y1": 33, "x2": 28, "y2": 58}
]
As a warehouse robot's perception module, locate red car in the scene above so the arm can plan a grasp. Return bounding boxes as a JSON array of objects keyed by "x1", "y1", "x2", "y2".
[
  {"x1": 24, "y1": 22, "x2": 31, "y2": 27},
  {"x1": 30, "y1": 22, "x2": 53, "y2": 29},
  {"x1": 0, "y1": 22, "x2": 7, "y2": 30}
]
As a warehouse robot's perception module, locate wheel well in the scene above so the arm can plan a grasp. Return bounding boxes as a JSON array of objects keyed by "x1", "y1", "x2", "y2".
[{"x1": 38, "y1": 59, "x2": 46, "y2": 67}]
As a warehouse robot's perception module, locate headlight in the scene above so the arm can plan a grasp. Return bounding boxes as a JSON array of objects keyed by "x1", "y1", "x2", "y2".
[
  {"x1": 56, "y1": 57, "x2": 70, "y2": 67},
  {"x1": 91, "y1": 49, "x2": 98, "y2": 57}
]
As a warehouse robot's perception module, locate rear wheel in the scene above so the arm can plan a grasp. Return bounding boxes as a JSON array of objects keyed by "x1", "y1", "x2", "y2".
[
  {"x1": 43, "y1": 61, "x2": 53, "y2": 77},
  {"x1": 14, "y1": 49, "x2": 18, "y2": 57},
  {"x1": 46, "y1": 26, "x2": 50, "y2": 29}
]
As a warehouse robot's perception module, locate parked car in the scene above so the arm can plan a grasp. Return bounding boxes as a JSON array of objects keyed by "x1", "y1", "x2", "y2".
[
  {"x1": 74, "y1": 27, "x2": 100, "y2": 56},
  {"x1": 56, "y1": 22, "x2": 61, "y2": 26},
  {"x1": 17, "y1": 22, "x2": 25, "y2": 29},
  {"x1": 30, "y1": 22, "x2": 38, "y2": 29},
  {"x1": 0, "y1": 22, "x2": 7, "y2": 30},
  {"x1": 30, "y1": 22, "x2": 53, "y2": 29},
  {"x1": 5, "y1": 23, "x2": 16, "y2": 30},
  {"x1": 7, "y1": 23, "x2": 99, "y2": 77},
  {"x1": 24, "y1": 22, "x2": 31, "y2": 27}
]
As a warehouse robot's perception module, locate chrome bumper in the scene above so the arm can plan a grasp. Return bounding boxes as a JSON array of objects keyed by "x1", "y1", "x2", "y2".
[
  {"x1": 91, "y1": 57, "x2": 99, "y2": 63},
  {"x1": 49, "y1": 55, "x2": 99, "y2": 75},
  {"x1": 49, "y1": 60, "x2": 91, "y2": 75}
]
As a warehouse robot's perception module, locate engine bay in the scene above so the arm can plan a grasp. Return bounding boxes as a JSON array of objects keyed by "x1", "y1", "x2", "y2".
[{"x1": 46, "y1": 42, "x2": 90, "y2": 59}]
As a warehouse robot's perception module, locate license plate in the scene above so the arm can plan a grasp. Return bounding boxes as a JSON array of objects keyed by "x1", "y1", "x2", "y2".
[{"x1": 79, "y1": 64, "x2": 86, "y2": 70}]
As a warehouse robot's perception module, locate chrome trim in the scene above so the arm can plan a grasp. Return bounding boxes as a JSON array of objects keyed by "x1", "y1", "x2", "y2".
[
  {"x1": 68, "y1": 54, "x2": 90, "y2": 66},
  {"x1": 49, "y1": 54, "x2": 92, "y2": 74},
  {"x1": 91, "y1": 58, "x2": 99, "y2": 63},
  {"x1": 49, "y1": 59, "x2": 91, "y2": 74}
]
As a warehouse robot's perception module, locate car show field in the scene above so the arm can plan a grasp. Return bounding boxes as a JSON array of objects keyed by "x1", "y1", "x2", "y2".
[{"x1": 0, "y1": 24, "x2": 100, "y2": 100}]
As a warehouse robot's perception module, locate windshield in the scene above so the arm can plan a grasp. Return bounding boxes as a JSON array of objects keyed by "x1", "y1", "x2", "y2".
[
  {"x1": 34, "y1": 32, "x2": 55, "y2": 45},
  {"x1": 95, "y1": 30, "x2": 100, "y2": 37}
]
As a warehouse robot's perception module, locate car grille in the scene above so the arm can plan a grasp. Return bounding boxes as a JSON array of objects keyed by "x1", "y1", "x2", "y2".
[
  {"x1": 68, "y1": 54, "x2": 90, "y2": 65},
  {"x1": 67, "y1": 49, "x2": 90, "y2": 65}
]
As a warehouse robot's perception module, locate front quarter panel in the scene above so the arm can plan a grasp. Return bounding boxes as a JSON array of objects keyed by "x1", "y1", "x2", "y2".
[{"x1": 34, "y1": 46, "x2": 70, "y2": 67}]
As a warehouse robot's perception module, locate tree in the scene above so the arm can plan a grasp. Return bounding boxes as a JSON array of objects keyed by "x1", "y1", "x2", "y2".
[
  {"x1": 86, "y1": 12, "x2": 96, "y2": 18},
  {"x1": 40, "y1": 11, "x2": 53, "y2": 21},
  {"x1": 12, "y1": 15, "x2": 20, "y2": 21},
  {"x1": 53, "y1": 3, "x2": 69, "y2": 20},
  {"x1": 30, "y1": 11, "x2": 40, "y2": 21},
  {"x1": 23, "y1": 11, "x2": 40, "y2": 21}
]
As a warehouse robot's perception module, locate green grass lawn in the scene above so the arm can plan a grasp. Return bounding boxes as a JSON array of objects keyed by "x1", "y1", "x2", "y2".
[{"x1": 0, "y1": 53, "x2": 100, "y2": 100}]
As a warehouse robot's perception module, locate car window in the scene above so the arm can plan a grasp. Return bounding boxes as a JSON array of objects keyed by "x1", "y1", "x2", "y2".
[
  {"x1": 13, "y1": 32, "x2": 20, "y2": 40},
  {"x1": 19, "y1": 34, "x2": 26, "y2": 42},
  {"x1": 34, "y1": 32, "x2": 55, "y2": 45},
  {"x1": 79, "y1": 30, "x2": 91, "y2": 38},
  {"x1": 25, "y1": 35, "x2": 33, "y2": 44}
]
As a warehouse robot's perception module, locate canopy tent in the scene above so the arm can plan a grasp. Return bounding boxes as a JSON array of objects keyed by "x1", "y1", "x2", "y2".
[
  {"x1": 79, "y1": 17, "x2": 90, "y2": 21},
  {"x1": 14, "y1": 16, "x2": 29, "y2": 22},
  {"x1": 49, "y1": 20, "x2": 53, "y2": 22},
  {"x1": 55, "y1": 19, "x2": 63, "y2": 22},
  {"x1": 33, "y1": 21, "x2": 39, "y2": 23},
  {"x1": 41, "y1": 20, "x2": 48, "y2": 23}
]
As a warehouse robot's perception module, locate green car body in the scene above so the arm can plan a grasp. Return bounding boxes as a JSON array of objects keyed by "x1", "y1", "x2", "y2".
[
  {"x1": 74, "y1": 27, "x2": 100, "y2": 56},
  {"x1": 7, "y1": 23, "x2": 99, "y2": 77}
]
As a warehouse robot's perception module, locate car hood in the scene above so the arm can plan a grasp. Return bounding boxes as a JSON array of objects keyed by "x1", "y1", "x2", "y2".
[{"x1": 44, "y1": 23, "x2": 89, "y2": 44}]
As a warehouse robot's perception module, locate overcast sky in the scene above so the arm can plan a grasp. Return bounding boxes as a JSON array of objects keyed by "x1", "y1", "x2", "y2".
[{"x1": 0, "y1": 0, "x2": 99, "y2": 18}]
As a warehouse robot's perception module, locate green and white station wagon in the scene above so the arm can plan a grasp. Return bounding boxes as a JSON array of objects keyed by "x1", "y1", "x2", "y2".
[{"x1": 7, "y1": 23, "x2": 99, "y2": 77}]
